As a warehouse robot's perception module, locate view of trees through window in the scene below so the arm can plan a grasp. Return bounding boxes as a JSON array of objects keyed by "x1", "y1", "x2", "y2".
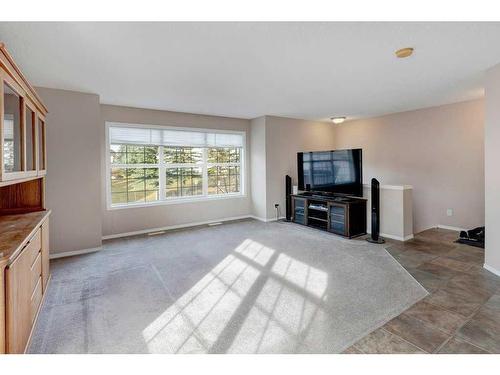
[
  {"x1": 3, "y1": 118, "x2": 14, "y2": 171},
  {"x1": 110, "y1": 144, "x2": 242, "y2": 206},
  {"x1": 3, "y1": 113, "x2": 17, "y2": 172}
]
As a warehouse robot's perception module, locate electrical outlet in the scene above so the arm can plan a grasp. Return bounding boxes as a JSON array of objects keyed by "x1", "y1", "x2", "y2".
[{"x1": 447, "y1": 208, "x2": 453, "y2": 217}]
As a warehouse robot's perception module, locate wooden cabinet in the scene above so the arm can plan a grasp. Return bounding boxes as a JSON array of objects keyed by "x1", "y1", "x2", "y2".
[
  {"x1": 291, "y1": 194, "x2": 367, "y2": 238},
  {"x1": 0, "y1": 213, "x2": 50, "y2": 354},
  {"x1": 0, "y1": 260, "x2": 5, "y2": 354},
  {"x1": 0, "y1": 42, "x2": 48, "y2": 185},
  {"x1": 0, "y1": 42, "x2": 50, "y2": 354},
  {"x1": 5, "y1": 235, "x2": 40, "y2": 354},
  {"x1": 0, "y1": 43, "x2": 46, "y2": 214}
]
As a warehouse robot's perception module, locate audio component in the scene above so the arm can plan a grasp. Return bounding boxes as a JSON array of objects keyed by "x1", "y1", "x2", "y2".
[
  {"x1": 367, "y1": 178, "x2": 385, "y2": 244},
  {"x1": 285, "y1": 175, "x2": 292, "y2": 221}
]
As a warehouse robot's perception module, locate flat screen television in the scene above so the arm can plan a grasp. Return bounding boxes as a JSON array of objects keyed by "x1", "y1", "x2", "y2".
[{"x1": 297, "y1": 149, "x2": 363, "y2": 197}]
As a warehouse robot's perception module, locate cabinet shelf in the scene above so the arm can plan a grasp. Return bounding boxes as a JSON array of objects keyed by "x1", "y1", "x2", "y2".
[
  {"x1": 308, "y1": 216, "x2": 328, "y2": 222},
  {"x1": 308, "y1": 205, "x2": 328, "y2": 212},
  {"x1": 308, "y1": 221, "x2": 328, "y2": 230}
]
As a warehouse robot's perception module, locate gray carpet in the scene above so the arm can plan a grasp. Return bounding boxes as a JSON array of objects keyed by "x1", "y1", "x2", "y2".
[{"x1": 29, "y1": 219, "x2": 427, "y2": 354}]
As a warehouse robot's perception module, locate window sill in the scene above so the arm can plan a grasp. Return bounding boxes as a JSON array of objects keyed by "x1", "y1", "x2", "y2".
[{"x1": 107, "y1": 193, "x2": 247, "y2": 211}]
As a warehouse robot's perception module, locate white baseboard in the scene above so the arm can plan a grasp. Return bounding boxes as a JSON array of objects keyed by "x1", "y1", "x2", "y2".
[
  {"x1": 249, "y1": 215, "x2": 267, "y2": 222},
  {"x1": 250, "y1": 215, "x2": 286, "y2": 223},
  {"x1": 483, "y1": 264, "x2": 500, "y2": 277},
  {"x1": 437, "y1": 224, "x2": 467, "y2": 232},
  {"x1": 380, "y1": 233, "x2": 414, "y2": 242},
  {"x1": 419, "y1": 225, "x2": 440, "y2": 233},
  {"x1": 50, "y1": 246, "x2": 102, "y2": 259},
  {"x1": 102, "y1": 215, "x2": 254, "y2": 240},
  {"x1": 102, "y1": 214, "x2": 292, "y2": 240},
  {"x1": 367, "y1": 230, "x2": 413, "y2": 242},
  {"x1": 400, "y1": 234, "x2": 415, "y2": 241},
  {"x1": 102, "y1": 213, "x2": 414, "y2": 243}
]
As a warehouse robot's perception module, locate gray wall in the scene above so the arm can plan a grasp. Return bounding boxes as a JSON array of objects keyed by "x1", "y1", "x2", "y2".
[
  {"x1": 485, "y1": 63, "x2": 500, "y2": 274},
  {"x1": 363, "y1": 185, "x2": 414, "y2": 240},
  {"x1": 36, "y1": 87, "x2": 103, "y2": 255},
  {"x1": 36, "y1": 86, "x2": 486, "y2": 257},
  {"x1": 250, "y1": 116, "x2": 267, "y2": 219},
  {"x1": 264, "y1": 116, "x2": 337, "y2": 220},
  {"x1": 100, "y1": 104, "x2": 252, "y2": 237},
  {"x1": 333, "y1": 99, "x2": 485, "y2": 233},
  {"x1": 247, "y1": 116, "x2": 337, "y2": 220}
]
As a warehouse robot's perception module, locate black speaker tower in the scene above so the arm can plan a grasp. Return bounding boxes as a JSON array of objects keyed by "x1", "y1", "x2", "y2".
[
  {"x1": 285, "y1": 175, "x2": 292, "y2": 221},
  {"x1": 366, "y1": 178, "x2": 385, "y2": 244}
]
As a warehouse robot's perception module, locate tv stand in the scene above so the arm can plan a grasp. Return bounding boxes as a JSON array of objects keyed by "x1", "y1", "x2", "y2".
[{"x1": 291, "y1": 193, "x2": 367, "y2": 238}]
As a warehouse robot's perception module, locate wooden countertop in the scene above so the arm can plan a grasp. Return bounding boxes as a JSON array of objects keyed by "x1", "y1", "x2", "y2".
[{"x1": 0, "y1": 210, "x2": 51, "y2": 265}]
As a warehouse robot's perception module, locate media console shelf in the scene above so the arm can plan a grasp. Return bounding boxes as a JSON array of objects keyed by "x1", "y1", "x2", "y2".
[{"x1": 291, "y1": 193, "x2": 367, "y2": 238}]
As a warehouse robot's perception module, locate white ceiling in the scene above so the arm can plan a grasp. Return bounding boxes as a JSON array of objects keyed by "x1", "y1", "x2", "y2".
[{"x1": 1, "y1": 22, "x2": 500, "y2": 121}]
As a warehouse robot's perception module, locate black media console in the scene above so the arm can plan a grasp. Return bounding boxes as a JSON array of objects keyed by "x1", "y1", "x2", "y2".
[{"x1": 291, "y1": 193, "x2": 367, "y2": 238}]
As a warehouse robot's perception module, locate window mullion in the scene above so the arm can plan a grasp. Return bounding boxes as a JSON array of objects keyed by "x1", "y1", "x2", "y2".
[
  {"x1": 159, "y1": 145, "x2": 166, "y2": 201},
  {"x1": 202, "y1": 147, "x2": 208, "y2": 196}
]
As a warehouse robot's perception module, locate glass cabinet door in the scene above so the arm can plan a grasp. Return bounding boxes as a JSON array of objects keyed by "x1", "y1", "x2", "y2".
[
  {"x1": 329, "y1": 204, "x2": 346, "y2": 235},
  {"x1": 293, "y1": 198, "x2": 306, "y2": 224},
  {"x1": 37, "y1": 116, "x2": 46, "y2": 173},
  {"x1": 25, "y1": 105, "x2": 36, "y2": 172},
  {"x1": 2, "y1": 82, "x2": 22, "y2": 174}
]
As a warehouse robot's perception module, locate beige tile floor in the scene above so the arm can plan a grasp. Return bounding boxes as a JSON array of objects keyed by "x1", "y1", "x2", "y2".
[{"x1": 344, "y1": 228, "x2": 500, "y2": 354}]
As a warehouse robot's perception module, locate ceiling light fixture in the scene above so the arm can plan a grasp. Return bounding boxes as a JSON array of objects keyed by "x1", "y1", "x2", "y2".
[
  {"x1": 331, "y1": 117, "x2": 346, "y2": 124},
  {"x1": 395, "y1": 47, "x2": 414, "y2": 58}
]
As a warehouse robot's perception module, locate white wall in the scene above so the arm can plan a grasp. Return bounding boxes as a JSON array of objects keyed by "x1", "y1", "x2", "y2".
[
  {"x1": 36, "y1": 87, "x2": 103, "y2": 255},
  {"x1": 100, "y1": 104, "x2": 253, "y2": 237},
  {"x1": 485, "y1": 63, "x2": 500, "y2": 275},
  {"x1": 334, "y1": 99, "x2": 484, "y2": 234}
]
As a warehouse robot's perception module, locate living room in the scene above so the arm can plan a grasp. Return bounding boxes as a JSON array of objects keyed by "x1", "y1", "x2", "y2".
[{"x1": 1, "y1": 2, "x2": 499, "y2": 373}]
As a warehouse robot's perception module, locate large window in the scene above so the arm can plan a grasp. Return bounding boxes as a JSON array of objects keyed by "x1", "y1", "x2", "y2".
[{"x1": 107, "y1": 123, "x2": 244, "y2": 208}]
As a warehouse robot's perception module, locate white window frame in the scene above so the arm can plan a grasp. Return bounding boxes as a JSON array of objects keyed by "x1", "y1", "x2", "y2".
[{"x1": 105, "y1": 122, "x2": 246, "y2": 210}]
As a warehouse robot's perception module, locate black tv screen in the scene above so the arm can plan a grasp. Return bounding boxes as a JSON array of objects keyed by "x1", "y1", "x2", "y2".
[{"x1": 297, "y1": 149, "x2": 363, "y2": 196}]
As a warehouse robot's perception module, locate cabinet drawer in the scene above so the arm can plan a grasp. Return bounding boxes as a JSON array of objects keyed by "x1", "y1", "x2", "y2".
[
  {"x1": 25, "y1": 228, "x2": 42, "y2": 267},
  {"x1": 30, "y1": 277, "x2": 42, "y2": 324},
  {"x1": 30, "y1": 251, "x2": 42, "y2": 294}
]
